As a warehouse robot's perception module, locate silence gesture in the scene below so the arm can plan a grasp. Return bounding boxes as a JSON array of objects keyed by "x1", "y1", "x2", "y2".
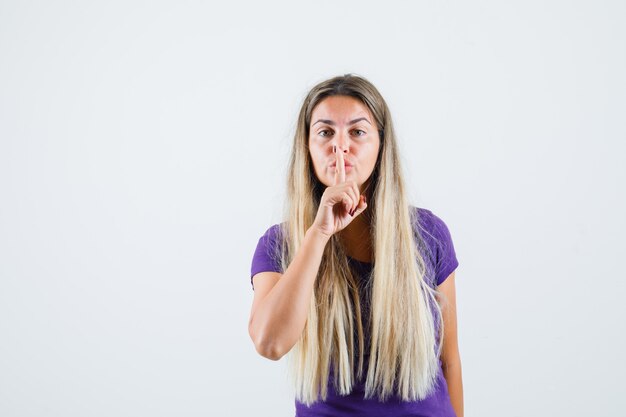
[{"x1": 311, "y1": 145, "x2": 368, "y2": 238}]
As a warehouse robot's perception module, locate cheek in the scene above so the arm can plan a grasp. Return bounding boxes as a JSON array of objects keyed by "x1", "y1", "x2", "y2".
[
  {"x1": 371, "y1": 144, "x2": 381, "y2": 164},
  {"x1": 309, "y1": 147, "x2": 325, "y2": 166},
  {"x1": 362, "y1": 145, "x2": 379, "y2": 165}
]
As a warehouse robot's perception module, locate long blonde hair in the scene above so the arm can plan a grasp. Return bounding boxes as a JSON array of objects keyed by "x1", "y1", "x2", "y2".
[{"x1": 277, "y1": 74, "x2": 444, "y2": 405}]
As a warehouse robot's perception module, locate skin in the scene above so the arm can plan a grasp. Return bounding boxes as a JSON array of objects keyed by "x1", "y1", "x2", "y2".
[{"x1": 439, "y1": 272, "x2": 464, "y2": 417}]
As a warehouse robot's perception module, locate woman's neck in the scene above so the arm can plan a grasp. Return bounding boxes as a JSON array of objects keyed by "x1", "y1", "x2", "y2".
[{"x1": 338, "y1": 214, "x2": 373, "y2": 263}]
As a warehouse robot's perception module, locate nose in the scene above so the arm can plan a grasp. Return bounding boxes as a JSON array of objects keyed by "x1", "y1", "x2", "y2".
[{"x1": 332, "y1": 131, "x2": 350, "y2": 153}]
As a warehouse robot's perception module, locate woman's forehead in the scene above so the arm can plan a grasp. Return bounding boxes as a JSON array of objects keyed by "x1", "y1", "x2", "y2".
[{"x1": 310, "y1": 96, "x2": 373, "y2": 125}]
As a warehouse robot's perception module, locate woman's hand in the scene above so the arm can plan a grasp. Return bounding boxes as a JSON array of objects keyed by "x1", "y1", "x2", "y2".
[{"x1": 311, "y1": 146, "x2": 368, "y2": 238}]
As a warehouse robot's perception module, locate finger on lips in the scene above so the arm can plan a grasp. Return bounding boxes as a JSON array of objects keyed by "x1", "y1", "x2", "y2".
[
  {"x1": 333, "y1": 145, "x2": 363, "y2": 217},
  {"x1": 334, "y1": 145, "x2": 346, "y2": 184}
]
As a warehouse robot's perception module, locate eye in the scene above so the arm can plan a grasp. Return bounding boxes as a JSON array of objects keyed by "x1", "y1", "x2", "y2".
[
  {"x1": 353, "y1": 129, "x2": 366, "y2": 136},
  {"x1": 319, "y1": 129, "x2": 334, "y2": 137}
]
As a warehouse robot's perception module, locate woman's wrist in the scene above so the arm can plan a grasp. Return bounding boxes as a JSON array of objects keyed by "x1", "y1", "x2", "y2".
[{"x1": 306, "y1": 226, "x2": 332, "y2": 244}]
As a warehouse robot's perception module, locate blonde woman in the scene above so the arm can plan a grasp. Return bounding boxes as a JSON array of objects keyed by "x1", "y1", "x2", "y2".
[{"x1": 248, "y1": 74, "x2": 463, "y2": 417}]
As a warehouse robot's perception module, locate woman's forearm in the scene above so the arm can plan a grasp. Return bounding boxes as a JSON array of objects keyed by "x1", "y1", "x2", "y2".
[
  {"x1": 249, "y1": 227, "x2": 330, "y2": 360},
  {"x1": 443, "y1": 360, "x2": 464, "y2": 417}
]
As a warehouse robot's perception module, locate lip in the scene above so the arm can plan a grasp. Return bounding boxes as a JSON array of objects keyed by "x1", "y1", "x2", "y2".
[{"x1": 329, "y1": 162, "x2": 354, "y2": 168}]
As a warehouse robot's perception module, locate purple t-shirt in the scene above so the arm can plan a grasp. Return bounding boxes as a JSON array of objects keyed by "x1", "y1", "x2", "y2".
[{"x1": 250, "y1": 206, "x2": 459, "y2": 417}]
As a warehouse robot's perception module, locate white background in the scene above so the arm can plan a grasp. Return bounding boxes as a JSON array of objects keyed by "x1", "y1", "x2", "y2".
[{"x1": 1, "y1": 1, "x2": 624, "y2": 416}]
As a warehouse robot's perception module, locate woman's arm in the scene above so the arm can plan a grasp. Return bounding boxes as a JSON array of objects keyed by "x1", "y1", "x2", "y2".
[
  {"x1": 438, "y1": 271, "x2": 464, "y2": 417},
  {"x1": 248, "y1": 227, "x2": 330, "y2": 360}
]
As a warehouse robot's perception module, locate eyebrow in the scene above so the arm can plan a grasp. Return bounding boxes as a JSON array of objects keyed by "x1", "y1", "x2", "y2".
[{"x1": 312, "y1": 117, "x2": 372, "y2": 126}]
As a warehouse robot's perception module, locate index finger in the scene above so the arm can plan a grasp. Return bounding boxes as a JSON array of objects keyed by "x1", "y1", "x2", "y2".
[{"x1": 334, "y1": 145, "x2": 346, "y2": 185}]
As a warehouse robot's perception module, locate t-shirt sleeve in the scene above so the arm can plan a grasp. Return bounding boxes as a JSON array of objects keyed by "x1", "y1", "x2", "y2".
[
  {"x1": 250, "y1": 224, "x2": 284, "y2": 291},
  {"x1": 415, "y1": 207, "x2": 459, "y2": 287},
  {"x1": 429, "y1": 211, "x2": 459, "y2": 286}
]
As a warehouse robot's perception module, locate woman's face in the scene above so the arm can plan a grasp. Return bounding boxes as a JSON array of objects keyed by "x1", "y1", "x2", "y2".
[{"x1": 308, "y1": 95, "x2": 381, "y2": 192}]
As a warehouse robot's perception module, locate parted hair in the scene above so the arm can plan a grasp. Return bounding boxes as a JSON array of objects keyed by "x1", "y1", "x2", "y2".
[{"x1": 277, "y1": 73, "x2": 445, "y2": 405}]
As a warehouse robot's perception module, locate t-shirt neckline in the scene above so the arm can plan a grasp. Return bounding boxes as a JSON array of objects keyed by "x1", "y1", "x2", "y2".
[{"x1": 347, "y1": 255, "x2": 372, "y2": 265}]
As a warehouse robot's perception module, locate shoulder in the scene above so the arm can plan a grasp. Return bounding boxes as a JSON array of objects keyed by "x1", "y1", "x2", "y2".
[
  {"x1": 411, "y1": 206, "x2": 453, "y2": 240},
  {"x1": 254, "y1": 222, "x2": 287, "y2": 260},
  {"x1": 258, "y1": 222, "x2": 286, "y2": 244}
]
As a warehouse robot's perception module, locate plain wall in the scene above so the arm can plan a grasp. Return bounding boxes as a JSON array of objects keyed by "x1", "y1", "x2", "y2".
[{"x1": 1, "y1": 1, "x2": 624, "y2": 416}]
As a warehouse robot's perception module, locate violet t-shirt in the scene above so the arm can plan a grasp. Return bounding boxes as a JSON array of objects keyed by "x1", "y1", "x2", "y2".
[{"x1": 250, "y1": 206, "x2": 459, "y2": 417}]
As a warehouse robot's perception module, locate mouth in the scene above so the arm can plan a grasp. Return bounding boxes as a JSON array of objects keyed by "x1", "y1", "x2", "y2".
[{"x1": 330, "y1": 162, "x2": 354, "y2": 168}]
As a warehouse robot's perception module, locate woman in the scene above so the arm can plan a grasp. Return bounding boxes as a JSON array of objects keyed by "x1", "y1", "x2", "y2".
[{"x1": 248, "y1": 74, "x2": 463, "y2": 417}]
